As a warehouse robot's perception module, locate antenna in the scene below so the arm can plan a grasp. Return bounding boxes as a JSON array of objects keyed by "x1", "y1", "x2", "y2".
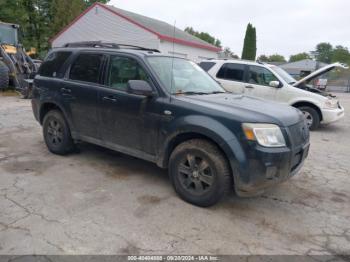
[{"x1": 170, "y1": 20, "x2": 176, "y2": 102}]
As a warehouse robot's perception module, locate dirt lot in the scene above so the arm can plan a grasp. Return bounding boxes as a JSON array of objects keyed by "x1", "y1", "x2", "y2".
[{"x1": 0, "y1": 93, "x2": 349, "y2": 255}]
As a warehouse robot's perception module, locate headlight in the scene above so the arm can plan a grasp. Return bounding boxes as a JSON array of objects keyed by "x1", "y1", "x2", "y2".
[
  {"x1": 242, "y1": 123, "x2": 286, "y2": 147},
  {"x1": 324, "y1": 99, "x2": 338, "y2": 109}
]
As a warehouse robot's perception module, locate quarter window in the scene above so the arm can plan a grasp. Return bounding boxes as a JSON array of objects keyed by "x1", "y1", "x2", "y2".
[
  {"x1": 216, "y1": 63, "x2": 245, "y2": 82},
  {"x1": 248, "y1": 66, "x2": 278, "y2": 86},
  {"x1": 199, "y1": 62, "x2": 216, "y2": 72},
  {"x1": 69, "y1": 54, "x2": 104, "y2": 83},
  {"x1": 39, "y1": 51, "x2": 72, "y2": 78},
  {"x1": 107, "y1": 56, "x2": 149, "y2": 91}
]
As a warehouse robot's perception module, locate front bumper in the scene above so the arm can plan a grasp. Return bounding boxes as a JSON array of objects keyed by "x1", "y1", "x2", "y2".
[
  {"x1": 321, "y1": 106, "x2": 345, "y2": 124},
  {"x1": 234, "y1": 141, "x2": 310, "y2": 197}
]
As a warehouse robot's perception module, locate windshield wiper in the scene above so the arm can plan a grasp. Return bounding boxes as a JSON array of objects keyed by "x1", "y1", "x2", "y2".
[
  {"x1": 208, "y1": 91, "x2": 226, "y2": 94},
  {"x1": 173, "y1": 91, "x2": 209, "y2": 95}
]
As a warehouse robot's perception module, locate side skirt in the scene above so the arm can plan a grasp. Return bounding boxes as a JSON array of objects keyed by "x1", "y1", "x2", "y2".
[{"x1": 74, "y1": 134, "x2": 158, "y2": 164}]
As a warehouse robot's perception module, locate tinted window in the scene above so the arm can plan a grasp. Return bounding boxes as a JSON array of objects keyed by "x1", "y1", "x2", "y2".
[
  {"x1": 108, "y1": 56, "x2": 149, "y2": 91},
  {"x1": 248, "y1": 65, "x2": 278, "y2": 86},
  {"x1": 216, "y1": 63, "x2": 245, "y2": 81},
  {"x1": 69, "y1": 54, "x2": 104, "y2": 83},
  {"x1": 198, "y1": 62, "x2": 216, "y2": 72},
  {"x1": 39, "y1": 51, "x2": 72, "y2": 77}
]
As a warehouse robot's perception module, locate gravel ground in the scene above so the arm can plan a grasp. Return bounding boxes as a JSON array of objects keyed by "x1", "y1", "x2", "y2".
[{"x1": 0, "y1": 93, "x2": 349, "y2": 256}]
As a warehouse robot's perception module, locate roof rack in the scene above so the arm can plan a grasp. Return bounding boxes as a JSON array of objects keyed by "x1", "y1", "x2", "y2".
[{"x1": 62, "y1": 41, "x2": 160, "y2": 53}]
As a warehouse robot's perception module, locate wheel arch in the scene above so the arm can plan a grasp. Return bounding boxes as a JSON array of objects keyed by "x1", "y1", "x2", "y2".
[
  {"x1": 39, "y1": 101, "x2": 75, "y2": 129},
  {"x1": 39, "y1": 102, "x2": 63, "y2": 124},
  {"x1": 158, "y1": 116, "x2": 248, "y2": 186},
  {"x1": 292, "y1": 101, "x2": 323, "y2": 121}
]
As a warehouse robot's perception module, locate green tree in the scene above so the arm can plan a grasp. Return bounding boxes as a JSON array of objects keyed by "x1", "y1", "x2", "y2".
[
  {"x1": 257, "y1": 54, "x2": 269, "y2": 62},
  {"x1": 257, "y1": 54, "x2": 286, "y2": 63},
  {"x1": 51, "y1": 0, "x2": 85, "y2": 35},
  {"x1": 222, "y1": 47, "x2": 239, "y2": 59},
  {"x1": 84, "y1": 0, "x2": 110, "y2": 7},
  {"x1": 315, "y1": 42, "x2": 333, "y2": 63},
  {"x1": 241, "y1": 23, "x2": 256, "y2": 61},
  {"x1": 268, "y1": 54, "x2": 286, "y2": 63},
  {"x1": 289, "y1": 52, "x2": 311, "y2": 62},
  {"x1": 0, "y1": 0, "x2": 54, "y2": 56},
  {"x1": 184, "y1": 27, "x2": 222, "y2": 48},
  {"x1": 331, "y1": 45, "x2": 350, "y2": 64}
]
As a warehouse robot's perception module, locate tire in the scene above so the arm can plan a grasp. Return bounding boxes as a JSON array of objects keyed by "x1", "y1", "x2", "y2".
[
  {"x1": 43, "y1": 110, "x2": 75, "y2": 155},
  {"x1": 298, "y1": 106, "x2": 320, "y2": 130},
  {"x1": 0, "y1": 61, "x2": 9, "y2": 90},
  {"x1": 169, "y1": 139, "x2": 232, "y2": 207}
]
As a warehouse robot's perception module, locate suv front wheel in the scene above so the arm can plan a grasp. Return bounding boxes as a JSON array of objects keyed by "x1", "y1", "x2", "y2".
[
  {"x1": 169, "y1": 139, "x2": 232, "y2": 207},
  {"x1": 43, "y1": 110, "x2": 75, "y2": 155}
]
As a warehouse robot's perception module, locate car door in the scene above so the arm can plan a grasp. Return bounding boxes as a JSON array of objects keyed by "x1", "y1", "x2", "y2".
[
  {"x1": 244, "y1": 65, "x2": 280, "y2": 101},
  {"x1": 98, "y1": 54, "x2": 161, "y2": 157},
  {"x1": 61, "y1": 52, "x2": 105, "y2": 140},
  {"x1": 215, "y1": 63, "x2": 247, "y2": 94}
]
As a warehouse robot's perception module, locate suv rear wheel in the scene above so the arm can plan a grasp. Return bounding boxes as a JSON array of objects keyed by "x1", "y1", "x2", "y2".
[
  {"x1": 43, "y1": 110, "x2": 75, "y2": 155},
  {"x1": 169, "y1": 139, "x2": 232, "y2": 207},
  {"x1": 298, "y1": 106, "x2": 320, "y2": 130}
]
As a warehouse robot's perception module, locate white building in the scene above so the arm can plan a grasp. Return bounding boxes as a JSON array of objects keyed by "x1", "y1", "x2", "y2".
[{"x1": 50, "y1": 3, "x2": 220, "y2": 62}]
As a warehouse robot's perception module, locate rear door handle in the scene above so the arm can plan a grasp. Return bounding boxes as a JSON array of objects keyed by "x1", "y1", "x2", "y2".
[
  {"x1": 61, "y1": 88, "x2": 71, "y2": 93},
  {"x1": 103, "y1": 96, "x2": 117, "y2": 102},
  {"x1": 245, "y1": 85, "x2": 254, "y2": 89}
]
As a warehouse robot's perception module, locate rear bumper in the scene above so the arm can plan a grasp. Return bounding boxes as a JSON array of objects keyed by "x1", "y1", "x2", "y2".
[
  {"x1": 234, "y1": 142, "x2": 310, "y2": 197},
  {"x1": 321, "y1": 106, "x2": 344, "y2": 124}
]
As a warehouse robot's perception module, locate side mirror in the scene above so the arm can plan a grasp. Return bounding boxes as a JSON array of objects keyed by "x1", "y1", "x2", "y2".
[
  {"x1": 127, "y1": 80, "x2": 154, "y2": 97},
  {"x1": 269, "y1": 81, "x2": 281, "y2": 88}
]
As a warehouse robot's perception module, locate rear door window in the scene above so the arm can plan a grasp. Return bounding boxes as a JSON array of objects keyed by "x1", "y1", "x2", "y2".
[
  {"x1": 39, "y1": 51, "x2": 72, "y2": 78},
  {"x1": 69, "y1": 53, "x2": 104, "y2": 84},
  {"x1": 216, "y1": 63, "x2": 245, "y2": 82}
]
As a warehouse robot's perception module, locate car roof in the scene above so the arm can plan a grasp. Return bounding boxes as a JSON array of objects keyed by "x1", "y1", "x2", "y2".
[
  {"x1": 201, "y1": 59, "x2": 268, "y2": 67},
  {"x1": 50, "y1": 47, "x2": 177, "y2": 59}
]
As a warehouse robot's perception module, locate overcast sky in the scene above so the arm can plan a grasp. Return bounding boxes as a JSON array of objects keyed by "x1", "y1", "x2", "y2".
[{"x1": 109, "y1": 0, "x2": 350, "y2": 59}]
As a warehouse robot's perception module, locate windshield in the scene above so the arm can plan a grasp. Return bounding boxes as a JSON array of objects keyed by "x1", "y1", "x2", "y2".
[
  {"x1": 147, "y1": 57, "x2": 225, "y2": 95},
  {"x1": 270, "y1": 66, "x2": 296, "y2": 84},
  {"x1": 0, "y1": 24, "x2": 18, "y2": 45}
]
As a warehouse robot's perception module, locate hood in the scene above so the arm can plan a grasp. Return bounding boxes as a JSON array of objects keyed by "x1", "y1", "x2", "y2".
[
  {"x1": 293, "y1": 62, "x2": 348, "y2": 87},
  {"x1": 176, "y1": 93, "x2": 303, "y2": 127}
]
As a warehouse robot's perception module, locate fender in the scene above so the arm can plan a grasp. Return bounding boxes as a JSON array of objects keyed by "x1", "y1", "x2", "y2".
[
  {"x1": 158, "y1": 115, "x2": 249, "y2": 182},
  {"x1": 288, "y1": 97, "x2": 323, "y2": 109},
  {"x1": 289, "y1": 98, "x2": 324, "y2": 119}
]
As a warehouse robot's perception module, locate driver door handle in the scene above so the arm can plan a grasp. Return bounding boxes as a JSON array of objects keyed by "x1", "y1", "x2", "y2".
[
  {"x1": 245, "y1": 85, "x2": 254, "y2": 89},
  {"x1": 61, "y1": 87, "x2": 71, "y2": 93},
  {"x1": 103, "y1": 96, "x2": 117, "y2": 102}
]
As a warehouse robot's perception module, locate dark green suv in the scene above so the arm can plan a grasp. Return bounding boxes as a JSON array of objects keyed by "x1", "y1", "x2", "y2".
[{"x1": 32, "y1": 42, "x2": 310, "y2": 207}]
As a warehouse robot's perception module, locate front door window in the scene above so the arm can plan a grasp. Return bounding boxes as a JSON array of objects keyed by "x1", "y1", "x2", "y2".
[
  {"x1": 248, "y1": 65, "x2": 278, "y2": 86},
  {"x1": 107, "y1": 56, "x2": 149, "y2": 91}
]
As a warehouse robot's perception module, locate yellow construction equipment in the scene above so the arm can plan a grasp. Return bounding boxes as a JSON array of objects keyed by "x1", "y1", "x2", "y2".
[{"x1": 0, "y1": 21, "x2": 38, "y2": 98}]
